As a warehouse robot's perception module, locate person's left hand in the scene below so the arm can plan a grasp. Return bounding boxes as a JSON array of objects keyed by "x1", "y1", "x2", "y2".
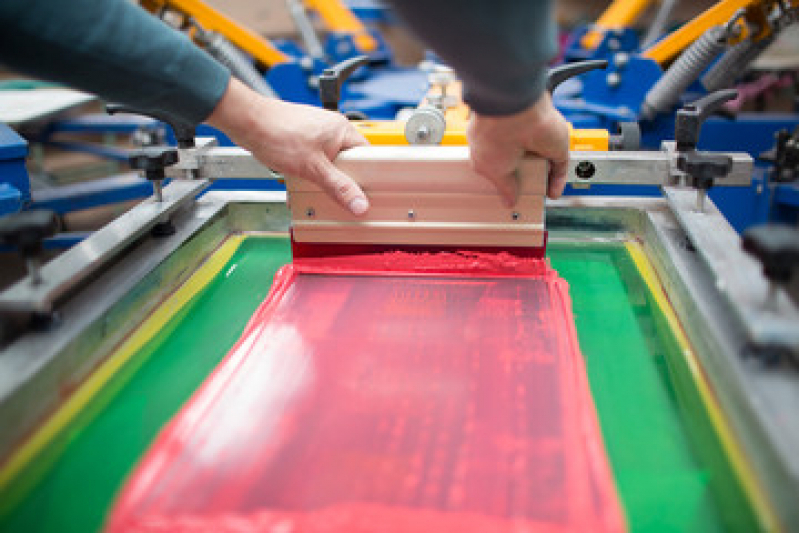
[{"x1": 208, "y1": 79, "x2": 371, "y2": 215}]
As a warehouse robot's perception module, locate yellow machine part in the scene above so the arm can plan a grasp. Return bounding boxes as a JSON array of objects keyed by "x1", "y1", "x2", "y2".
[
  {"x1": 358, "y1": 79, "x2": 610, "y2": 150},
  {"x1": 642, "y1": 0, "x2": 798, "y2": 65},
  {"x1": 303, "y1": 0, "x2": 379, "y2": 53},
  {"x1": 354, "y1": 121, "x2": 609, "y2": 150},
  {"x1": 581, "y1": 0, "x2": 654, "y2": 50},
  {"x1": 140, "y1": 0, "x2": 290, "y2": 67}
]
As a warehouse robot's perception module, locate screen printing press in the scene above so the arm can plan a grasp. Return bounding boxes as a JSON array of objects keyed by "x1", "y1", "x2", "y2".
[{"x1": 0, "y1": 139, "x2": 797, "y2": 532}]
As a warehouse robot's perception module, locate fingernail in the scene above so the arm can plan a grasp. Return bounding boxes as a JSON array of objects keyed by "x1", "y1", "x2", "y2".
[{"x1": 349, "y1": 197, "x2": 369, "y2": 215}]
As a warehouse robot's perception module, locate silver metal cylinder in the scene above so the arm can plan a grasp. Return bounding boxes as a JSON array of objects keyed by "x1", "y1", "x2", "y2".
[
  {"x1": 201, "y1": 32, "x2": 277, "y2": 98},
  {"x1": 641, "y1": 26, "x2": 727, "y2": 119},
  {"x1": 404, "y1": 106, "x2": 446, "y2": 145},
  {"x1": 702, "y1": 37, "x2": 774, "y2": 92}
]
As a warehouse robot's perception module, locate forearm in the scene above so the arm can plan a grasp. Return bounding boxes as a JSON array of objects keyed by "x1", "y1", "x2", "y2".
[
  {"x1": 387, "y1": 0, "x2": 558, "y2": 116},
  {"x1": 0, "y1": 0, "x2": 230, "y2": 125}
]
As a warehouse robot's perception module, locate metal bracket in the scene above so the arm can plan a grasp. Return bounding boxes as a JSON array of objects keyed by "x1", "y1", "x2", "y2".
[{"x1": 0, "y1": 180, "x2": 209, "y2": 315}]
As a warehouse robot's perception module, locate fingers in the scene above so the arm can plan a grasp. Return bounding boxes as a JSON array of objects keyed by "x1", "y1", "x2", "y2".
[
  {"x1": 468, "y1": 124, "x2": 522, "y2": 207},
  {"x1": 307, "y1": 156, "x2": 370, "y2": 216},
  {"x1": 547, "y1": 158, "x2": 569, "y2": 199}
]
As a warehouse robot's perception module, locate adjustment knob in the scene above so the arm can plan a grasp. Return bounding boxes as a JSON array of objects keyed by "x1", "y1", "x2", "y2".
[
  {"x1": 129, "y1": 147, "x2": 178, "y2": 177},
  {"x1": 677, "y1": 151, "x2": 732, "y2": 190},
  {"x1": 742, "y1": 225, "x2": 799, "y2": 287},
  {"x1": 129, "y1": 147, "x2": 179, "y2": 204},
  {"x1": 0, "y1": 209, "x2": 59, "y2": 284}
]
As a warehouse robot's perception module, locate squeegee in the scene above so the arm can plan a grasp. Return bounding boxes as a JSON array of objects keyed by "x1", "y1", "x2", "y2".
[{"x1": 286, "y1": 146, "x2": 548, "y2": 259}]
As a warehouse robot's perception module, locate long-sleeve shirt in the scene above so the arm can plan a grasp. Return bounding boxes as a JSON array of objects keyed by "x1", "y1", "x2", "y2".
[
  {"x1": 0, "y1": 0, "x2": 230, "y2": 126},
  {"x1": 0, "y1": 0, "x2": 556, "y2": 123},
  {"x1": 387, "y1": 0, "x2": 557, "y2": 115}
]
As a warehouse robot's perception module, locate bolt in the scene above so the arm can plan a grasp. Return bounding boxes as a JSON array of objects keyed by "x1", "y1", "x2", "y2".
[
  {"x1": 574, "y1": 161, "x2": 596, "y2": 179},
  {"x1": 306, "y1": 207, "x2": 315, "y2": 218},
  {"x1": 614, "y1": 52, "x2": 630, "y2": 69},
  {"x1": 606, "y1": 72, "x2": 622, "y2": 88},
  {"x1": 416, "y1": 126, "x2": 430, "y2": 142},
  {"x1": 408, "y1": 209, "x2": 416, "y2": 220},
  {"x1": 337, "y1": 41, "x2": 351, "y2": 56},
  {"x1": 299, "y1": 56, "x2": 314, "y2": 71}
]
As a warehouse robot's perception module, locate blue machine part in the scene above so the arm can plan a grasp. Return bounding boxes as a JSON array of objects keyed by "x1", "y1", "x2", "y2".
[
  {"x1": 0, "y1": 183, "x2": 22, "y2": 215},
  {"x1": 562, "y1": 26, "x2": 641, "y2": 62},
  {"x1": 269, "y1": 33, "x2": 426, "y2": 119},
  {"x1": 0, "y1": 123, "x2": 30, "y2": 210},
  {"x1": 345, "y1": 0, "x2": 393, "y2": 23},
  {"x1": 30, "y1": 174, "x2": 152, "y2": 214}
]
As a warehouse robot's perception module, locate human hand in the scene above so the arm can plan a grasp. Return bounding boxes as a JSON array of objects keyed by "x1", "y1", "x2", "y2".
[
  {"x1": 207, "y1": 79, "x2": 370, "y2": 215},
  {"x1": 467, "y1": 93, "x2": 570, "y2": 205}
]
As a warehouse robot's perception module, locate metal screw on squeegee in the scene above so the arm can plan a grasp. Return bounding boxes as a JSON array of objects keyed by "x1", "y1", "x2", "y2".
[
  {"x1": 0, "y1": 210, "x2": 59, "y2": 287},
  {"x1": 674, "y1": 89, "x2": 738, "y2": 211},
  {"x1": 319, "y1": 55, "x2": 371, "y2": 112},
  {"x1": 128, "y1": 147, "x2": 180, "y2": 236}
]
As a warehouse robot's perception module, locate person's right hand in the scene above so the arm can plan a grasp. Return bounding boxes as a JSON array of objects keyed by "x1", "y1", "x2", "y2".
[
  {"x1": 467, "y1": 92, "x2": 570, "y2": 206},
  {"x1": 207, "y1": 78, "x2": 370, "y2": 216}
]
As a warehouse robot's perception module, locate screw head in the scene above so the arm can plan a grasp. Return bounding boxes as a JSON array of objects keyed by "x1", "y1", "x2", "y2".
[
  {"x1": 606, "y1": 72, "x2": 621, "y2": 88},
  {"x1": 575, "y1": 161, "x2": 596, "y2": 180},
  {"x1": 306, "y1": 207, "x2": 316, "y2": 218},
  {"x1": 511, "y1": 211, "x2": 520, "y2": 221},
  {"x1": 407, "y1": 209, "x2": 416, "y2": 220}
]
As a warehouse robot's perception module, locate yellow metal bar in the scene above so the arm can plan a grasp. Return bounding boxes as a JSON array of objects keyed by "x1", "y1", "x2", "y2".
[
  {"x1": 625, "y1": 242, "x2": 782, "y2": 532},
  {"x1": 303, "y1": 0, "x2": 378, "y2": 53},
  {"x1": 582, "y1": 0, "x2": 654, "y2": 50},
  {"x1": 140, "y1": 0, "x2": 289, "y2": 67},
  {"x1": 642, "y1": 0, "x2": 759, "y2": 65},
  {"x1": 356, "y1": 121, "x2": 609, "y2": 150},
  {"x1": 0, "y1": 236, "x2": 245, "y2": 513}
]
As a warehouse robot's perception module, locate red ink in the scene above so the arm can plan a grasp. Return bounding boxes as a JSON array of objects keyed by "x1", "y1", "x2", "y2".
[{"x1": 106, "y1": 252, "x2": 625, "y2": 532}]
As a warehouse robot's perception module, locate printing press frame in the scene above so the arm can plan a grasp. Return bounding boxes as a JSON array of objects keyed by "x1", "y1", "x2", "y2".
[{"x1": 0, "y1": 145, "x2": 797, "y2": 529}]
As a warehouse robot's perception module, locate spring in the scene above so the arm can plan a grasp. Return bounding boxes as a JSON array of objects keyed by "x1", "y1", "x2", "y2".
[
  {"x1": 202, "y1": 32, "x2": 277, "y2": 98},
  {"x1": 702, "y1": 37, "x2": 774, "y2": 92},
  {"x1": 641, "y1": 26, "x2": 727, "y2": 119}
]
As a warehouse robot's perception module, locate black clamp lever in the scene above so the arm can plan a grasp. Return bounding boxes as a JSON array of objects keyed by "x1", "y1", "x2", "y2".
[
  {"x1": 128, "y1": 147, "x2": 180, "y2": 236},
  {"x1": 759, "y1": 126, "x2": 799, "y2": 184},
  {"x1": 674, "y1": 89, "x2": 737, "y2": 152},
  {"x1": 674, "y1": 90, "x2": 738, "y2": 211},
  {"x1": 742, "y1": 224, "x2": 799, "y2": 363},
  {"x1": 106, "y1": 103, "x2": 197, "y2": 149},
  {"x1": 0, "y1": 210, "x2": 59, "y2": 286},
  {"x1": 546, "y1": 59, "x2": 609, "y2": 92},
  {"x1": 743, "y1": 224, "x2": 799, "y2": 305},
  {"x1": 547, "y1": 60, "x2": 640, "y2": 150},
  {"x1": 319, "y1": 55, "x2": 370, "y2": 112}
]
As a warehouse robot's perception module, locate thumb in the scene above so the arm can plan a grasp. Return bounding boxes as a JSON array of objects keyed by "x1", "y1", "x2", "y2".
[{"x1": 341, "y1": 124, "x2": 369, "y2": 150}]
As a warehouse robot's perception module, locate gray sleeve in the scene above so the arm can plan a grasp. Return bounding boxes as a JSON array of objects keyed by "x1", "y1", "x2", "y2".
[
  {"x1": 0, "y1": 0, "x2": 231, "y2": 125},
  {"x1": 387, "y1": 0, "x2": 557, "y2": 116}
]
